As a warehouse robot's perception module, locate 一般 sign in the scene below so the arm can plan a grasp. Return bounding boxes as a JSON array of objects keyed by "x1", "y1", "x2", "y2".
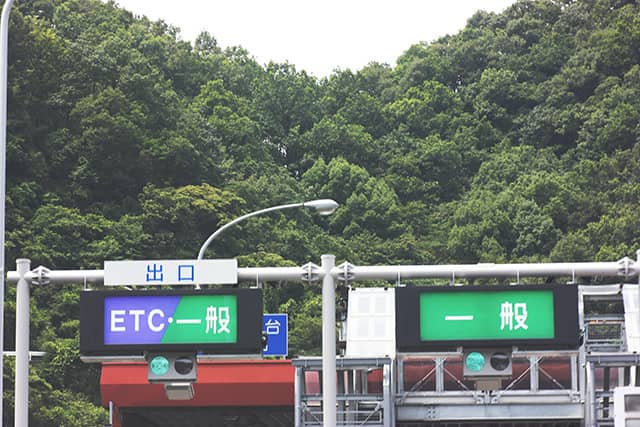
[
  {"x1": 80, "y1": 288, "x2": 262, "y2": 356},
  {"x1": 396, "y1": 284, "x2": 578, "y2": 351},
  {"x1": 420, "y1": 289, "x2": 555, "y2": 341}
]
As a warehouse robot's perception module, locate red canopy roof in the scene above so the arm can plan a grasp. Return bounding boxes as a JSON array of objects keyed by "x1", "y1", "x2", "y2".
[{"x1": 100, "y1": 359, "x2": 295, "y2": 408}]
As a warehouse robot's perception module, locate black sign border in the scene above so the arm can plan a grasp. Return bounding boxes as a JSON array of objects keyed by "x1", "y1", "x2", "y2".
[
  {"x1": 395, "y1": 284, "x2": 579, "y2": 352},
  {"x1": 80, "y1": 288, "x2": 263, "y2": 356}
]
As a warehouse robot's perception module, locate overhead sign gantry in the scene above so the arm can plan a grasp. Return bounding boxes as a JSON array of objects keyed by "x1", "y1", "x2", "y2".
[{"x1": 7, "y1": 254, "x2": 639, "y2": 426}]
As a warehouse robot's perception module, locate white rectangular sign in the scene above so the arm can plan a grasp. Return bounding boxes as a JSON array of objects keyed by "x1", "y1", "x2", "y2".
[{"x1": 104, "y1": 259, "x2": 238, "y2": 286}]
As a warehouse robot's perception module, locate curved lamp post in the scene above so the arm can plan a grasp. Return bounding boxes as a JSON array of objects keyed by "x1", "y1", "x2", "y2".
[
  {"x1": 197, "y1": 198, "x2": 339, "y2": 261},
  {"x1": 195, "y1": 198, "x2": 339, "y2": 425},
  {"x1": 196, "y1": 198, "x2": 339, "y2": 426}
]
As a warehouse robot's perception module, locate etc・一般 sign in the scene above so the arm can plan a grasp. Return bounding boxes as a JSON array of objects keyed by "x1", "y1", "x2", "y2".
[
  {"x1": 80, "y1": 289, "x2": 263, "y2": 356},
  {"x1": 104, "y1": 294, "x2": 238, "y2": 345}
]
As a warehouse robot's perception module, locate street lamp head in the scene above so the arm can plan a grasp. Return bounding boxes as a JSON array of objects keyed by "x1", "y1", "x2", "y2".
[{"x1": 303, "y1": 199, "x2": 339, "y2": 216}]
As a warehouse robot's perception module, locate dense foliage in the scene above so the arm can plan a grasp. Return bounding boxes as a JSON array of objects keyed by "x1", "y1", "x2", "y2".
[{"x1": 2, "y1": 0, "x2": 640, "y2": 423}]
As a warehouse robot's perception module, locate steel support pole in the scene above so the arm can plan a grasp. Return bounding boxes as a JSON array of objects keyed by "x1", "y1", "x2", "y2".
[
  {"x1": 435, "y1": 357, "x2": 444, "y2": 393},
  {"x1": 321, "y1": 254, "x2": 336, "y2": 427},
  {"x1": 571, "y1": 354, "x2": 578, "y2": 392},
  {"x1": 15, "y1": 258, "x2": 30, "y2": 427},
  {"x1": 0, "y1": 1, "x2": 16, "y2": 422},
  {"x1": 294, "y1": 366, "x2": 303, "y2": 427},
  {"x1": 586, "y1": 360, "x2": 596, "y2": 427},
  {"x1": 633, "y1": 249, "x2": 640, "y2": 387},
  {"x1": 530, "y1": 356, "x2": 539, "y2": 392},
  {"x1": 383, "y1": 363, "x2": 392, "y2": 427}
]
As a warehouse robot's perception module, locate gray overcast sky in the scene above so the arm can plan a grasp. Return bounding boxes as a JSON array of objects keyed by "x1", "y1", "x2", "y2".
[{"x1": 110, "y1": 0, "x2": 517, "y2": 77}]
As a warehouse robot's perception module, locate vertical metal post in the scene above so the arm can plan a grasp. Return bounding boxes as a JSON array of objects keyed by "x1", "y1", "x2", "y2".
[
  {"x1": 587, "y1": 361, "x2": 597, "y2": 427},
  {"x1": 530, "y1": 356, "x2": 539, "y2": 392},
  {"x1": 337, "y1": 367, "x2": 345, "y2": 423},
  {"x1": 571, "y1": 354, "x2": 578, "y2": 392},
  {"x1": 346, "y1": 369, "x2": 354, "y2": 425},
  {"x1": 578, "y1": 287, "x2": 587, "y2": 410},
  {"x1": 603, "y1": 366, "x2": 610, "y2": 418},
  {"x1": 435, "y1": 358, "x2": 444, "y2": 393},
  {"x1": 390, "y1": 358, "x2": 397, "y2": 426},
  {"x1": 0, "y1": 2, "x2": 16, "y2": 421},
  {"x1": 382, "y1": 363, "x2": 393, "y2": 427},
  {"x1": 321, "y1": 254, "x2": 336, "y2": 427},
  {"x1": 294, "y1": 366, "x2": 302, "y2": 427},
  {"x1": 397, "y1": 357, "x2": 404, "y2": 394},
  {"x1": 15, "y1": 258, "x2": 30, "y2": 427},
  {"x1": 635, "y1": 249, "x2": 640, "y2": 387}
]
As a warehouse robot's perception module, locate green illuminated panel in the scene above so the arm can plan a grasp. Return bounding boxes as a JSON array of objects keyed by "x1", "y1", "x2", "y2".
[
  {"x1": 162, "y1": 295, "x2": 237, "y2": 344},
  {"x1": 419, "y1": 290, "x2": 554, "y2": 341}
]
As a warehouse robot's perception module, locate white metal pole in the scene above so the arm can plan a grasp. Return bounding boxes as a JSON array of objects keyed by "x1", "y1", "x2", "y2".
[
  {"x1": 238, "y1": 266, "x2": 310, "y2": 282},
  {"x1": 321, "y1": 254, "x2": 336, "y2": 427},
  {"x1": 294, "y1": 367, "x2": 302, "y2": 427},
  {"x1": 0, "y1": 1, "x2": 16, "y2": 421},
  {"x1": 338, "y1": 259, "x2": 635, "y2": 281},
  {"x1": 637, "y1": 249, "x2": 640, "y2": 386},
  {"x1": 6, "y1": 268, "x2": 104, "y2": 285},
  {"x1": 15, "y1": 258, "x2": 30, "y2": 427}
]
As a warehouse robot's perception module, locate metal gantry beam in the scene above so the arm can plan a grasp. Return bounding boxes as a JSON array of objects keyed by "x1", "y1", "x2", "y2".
[
  {"x1": 8, "y1": 256, "x2": 638, "y2": 286},
  {"x1": 335, "y1": 258, "x2": 637, "y2": 283}
]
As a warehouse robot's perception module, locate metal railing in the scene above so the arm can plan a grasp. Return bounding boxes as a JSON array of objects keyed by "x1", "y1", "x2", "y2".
[{"x1": 293, "y1": 357, "x2": 393, "y2": 427}]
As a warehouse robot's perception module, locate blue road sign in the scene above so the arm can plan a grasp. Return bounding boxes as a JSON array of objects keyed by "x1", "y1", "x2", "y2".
[{"x1": 262, "y1": 314, "x2": 288, "y2": 357}]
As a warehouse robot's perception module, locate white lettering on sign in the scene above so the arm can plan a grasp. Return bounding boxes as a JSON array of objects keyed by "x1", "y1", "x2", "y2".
[
  {"x1": 218, "y1": 307, "x2": 230, "y2": 333},
  {"x1": 148, "y1": 309, "x2": 165, "y2": 332},
  {"x1": 129, "y1": 309, "x2": 145, "y2": 331},
  {"x1": 205, "y1": 306, "x2": 231, "y2": 334},
  {"x1": 265, "y1": 318, "x2": 281, "y2": 335},
  {"x1": 206, "y1": 305, "x2": 216, "y2": 333},
  {"x1": 104, "y1": 259, "x2": 238, "y2": 286},
  {"x1": 111, "y1": 310, "x2": 126, "y2": 332},
  {"x1": 109, "y1": 309, "x2": 167, "y2": 332},
  {"x1": 514, "y1": 303, "x2": 528, "y2": 330},
  {"x1": 500, "y1": 302, "x2": 529, "y2": 331}
]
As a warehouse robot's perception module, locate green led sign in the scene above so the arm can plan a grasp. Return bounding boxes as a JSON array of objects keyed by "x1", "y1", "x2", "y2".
[{"x1": 419, "y1": 289, "x2": 555, "y2": 342}]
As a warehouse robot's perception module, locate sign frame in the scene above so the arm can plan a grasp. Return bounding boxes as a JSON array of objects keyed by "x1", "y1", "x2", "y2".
[
  {"x1": 395, "y1": 284, "x2": 579, "y2": 352},
  {"x1": 80, "y1": 288, "x2": 262, "y2": 356}
]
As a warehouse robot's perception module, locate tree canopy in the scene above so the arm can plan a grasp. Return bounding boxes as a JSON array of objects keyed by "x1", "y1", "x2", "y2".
[{"x1": 3, "y1": 0, "x2": 640, "y2": 423}]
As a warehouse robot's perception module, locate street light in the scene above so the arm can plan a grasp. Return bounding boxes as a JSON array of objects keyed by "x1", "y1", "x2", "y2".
[
  {"x1": 196, "y1": 198, "x2": 339, "y2": 261},
  {"x1": 196, "y1": 198, "x2": 339, "y2": 426}
]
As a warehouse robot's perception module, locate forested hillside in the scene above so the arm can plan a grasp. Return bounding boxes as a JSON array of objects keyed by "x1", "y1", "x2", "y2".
[{"x1": 2, "y1": 0, "x2": 640, "y2": 424}]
